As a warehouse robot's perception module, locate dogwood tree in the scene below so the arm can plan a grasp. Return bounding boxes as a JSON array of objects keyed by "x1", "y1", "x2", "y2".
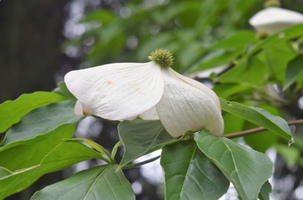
[{"x1": 1, "y1": 0, "x2": 303, "y2": 199}]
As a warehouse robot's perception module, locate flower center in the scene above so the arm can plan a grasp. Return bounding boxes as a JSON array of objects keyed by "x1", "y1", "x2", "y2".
[
  {"x1": 148, "y1": 48, "x2": 174, "y2": 68},
  {"x1": 256, "y1": 30, "x2": 271, "y2": 39}
]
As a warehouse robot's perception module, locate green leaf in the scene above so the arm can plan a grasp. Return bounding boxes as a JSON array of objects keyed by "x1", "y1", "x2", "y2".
[
  {"x1": 217, "y1": 57, "x2": 267, "y2": 87},
  {"x1": 111, "y1": 140, "x2": 123, "y2": 158},
  {"x1": 213, "y1": 84, "x2": 251, "y2": 99},
  {"x1": 283, "y1": 54, "x2": 303, "y2": 90},
  {"x1": 258, "y1": 181, "x2": 272, "y2": 200},
  {"x1": 0, "y1": 100, "x2": 83, "y2": 151},
  {"x1": 293, "y1": 135, "x2": 303, "y2": 151},
  {"x1": 258, "y1": 42, "x2": 297, "y2": 84},
  {"x1": 0, "y1": 124, "x2": 76, "y2": 171},
  {"x1": 0, "y1": 167, "x2": 11, "y2": 178},
  {"x1": 79, "y1": 10, "x2": 114, "y2": 25},
  {"x1": 137, "y1": 33, "x2": 176, "y2": 61},
  {"x1": 220, "y1": 97, "x2": 292, "y2": 141},
  {"x1": 71, "y1": 138, "x2": 109, "y2": 155},
  {"x1": 243, "y1": 104, "x2": 280, "y2": 152},
  {"x1": 161, "y1": 139, "x2": 229, "y2": 200},
  {"x1": 160, "y1": 2, "x2": 200, "y2": 24},
  {"x1": 0, "y1": 92, "x2": 66, "y2": 133},
  {"x1": 0, "y1": 139, "x2": 103, "y2": 199},
  {"x1": 241, "y1": 24, "x2": 303, "y2": 61},
  {"x1": 244, "y1": 129, "x2": 278, "y2": 153},
  {"x1": 31, "y1": 165, "x2": 135, "y2": 200},
  {"x1": 71, "y1": 138, "x2": 114, "y2": 164},
  {"x1": 207, "y1": 31, "x2": 258, "y2": 50},
  {"x1": 118, "y1": 119, "x2": 174, "y2": 167},
  {"x1": 223, "y1": 113, "x2": 244, "y2": 135},
  {"x1": 195, "y1": 130, "x2": 273, "y2": 200},
  {"x1": 191, "y1": 49, "x2": 243, "y2": 73},
  {"x1": 53, "y1": 81, "x2": 76, "y2": 99},
  {"x1": 273, "y1": 143, "x2": 300, "y2": 168}
]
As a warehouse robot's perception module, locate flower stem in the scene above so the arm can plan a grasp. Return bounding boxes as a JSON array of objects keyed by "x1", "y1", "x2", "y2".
[
  {"x1": 224, "y1": 119, "x2": 303, "y2": 139},
  {"x1": 111, "y1": 140, "x2": 123, "y2": 159},
  {"x1": 122, "y1": 156, "x2": 161, "y2": 169}
]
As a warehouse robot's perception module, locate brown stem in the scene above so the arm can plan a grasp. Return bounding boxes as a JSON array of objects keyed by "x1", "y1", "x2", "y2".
[{"x1": 223, "y1": 119, "x2": 303, "y2": 139}]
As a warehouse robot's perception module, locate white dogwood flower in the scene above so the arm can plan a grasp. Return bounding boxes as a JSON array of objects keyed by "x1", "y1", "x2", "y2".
[
  {"x1": 64, "y1": 49, "x2": 224, "y2": 137},
  {"x1": 249, "y1": 7, "x2": 303, "y2": 35}
]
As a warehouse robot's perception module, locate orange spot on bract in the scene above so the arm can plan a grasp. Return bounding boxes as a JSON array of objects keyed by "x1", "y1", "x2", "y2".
[{"x1": 104, "y1": 80, "x2": 115, "y2": 86}]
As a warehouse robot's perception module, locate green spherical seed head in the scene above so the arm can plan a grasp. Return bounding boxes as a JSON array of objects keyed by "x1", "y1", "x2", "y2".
[
  {"x1": 264, "y1": 0, "x2": 281, "y2": 8},
  {"x1": 148, "y1": 48, "x2": 174, "y2": 68}
]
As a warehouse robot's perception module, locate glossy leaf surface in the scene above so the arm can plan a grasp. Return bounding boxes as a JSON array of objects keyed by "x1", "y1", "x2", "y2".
[
  {"x1": 195, "y1": 130, "x2": 273, "y2": 200},
  {"x1": 31, "y1": 165, "x2": 135, "y2": 200},
  {"x1": 0, "y1": 140, "x2": 103, "y2": 199},
  {"x1": 118, "y1": 119, "x2": 174, "y2": 167},
  {"x1": 0, "y1": 99, "x2": 83, "y2": 151},
  {"x1": 161, "y1": 139, "x2": 229, "y2": 200},
  {"x1": 0, "y1": 92, "x2": 66, "y2": 133},
  {"x1": 220, "y1": 97, "x2": 292, "y2": 141},
  {"x1": 0, "y1": 124, "x2": 76, "y2": 171}
]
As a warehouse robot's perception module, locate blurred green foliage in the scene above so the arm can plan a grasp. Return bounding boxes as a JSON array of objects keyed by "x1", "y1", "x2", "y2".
[{"x1": 66, "y1": 0, "x2": 265, "y2": 72}]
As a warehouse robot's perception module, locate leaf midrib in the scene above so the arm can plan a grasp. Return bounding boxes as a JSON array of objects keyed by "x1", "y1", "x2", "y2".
[
  {"x1": 83, "y1": 165, "x2": 112, "y2": 200},
  {"x1": 178, "y1": 145, "x2": 197, "y2": 200}
]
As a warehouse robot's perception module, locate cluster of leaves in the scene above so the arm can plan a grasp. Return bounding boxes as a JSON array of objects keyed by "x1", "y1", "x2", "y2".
[
  {"x1": 1, "y1": 0, "x2": 303, "y2": 199},
  {"x1": 0, "y1": 83, "x2": 293, "y2": 199},
  {"x1": 66, "y1": 0, "x2": 265, "y2": 71}
]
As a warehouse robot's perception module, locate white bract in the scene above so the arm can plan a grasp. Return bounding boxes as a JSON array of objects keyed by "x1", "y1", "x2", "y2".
[
  {"x1": 249, "y1": 7, "x2": 303, "y2": 35},
  {"x1": 64, "y1": 50, "x2": 224, "y2": 137}
]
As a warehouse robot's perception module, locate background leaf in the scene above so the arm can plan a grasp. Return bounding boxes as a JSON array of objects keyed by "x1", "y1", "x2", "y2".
[
  {"x1": 223, "y1": 112, "x2": 244, "y2": 135},
  {"x1": 0, "y1": 99, "x2": 83, "y2": 151},
  {"x1": 0, "y1": 140, "x2": 103, "y2": 199},
  {"x1": 220, "y1": 97, "x2": 292, "y2": 141},
  {"x1": 217, "y1": 57, "x2": 267, "y2": 87},
  {"x1": 0, "y1": 92, "x2": 66, "y2": 133},
  {"x1": 190, "y1": 49, "x2": 242, "y2": 72},
  {"x1": 273, "y1": 143, "x2": 300, "y2": 168},
  {"x1": 161, "y1": 139, "x2": 229, "y2": 200},
  {"x1": 31, "y1": 165, "x2": 135, "y2": 200},
  {"x1": 206, "y1": 31, "x2": 257, "y2": 50},
  {"x1": 283, "y1": 54, "x2": 303, "y2": 90},
  {"x1": 213, "y1": 84, "x2": 251, "y2": 99},
  {"x1": 239, "y1": 24, "x2": 303, "y2": 62},
  {"x1": 258, "y1": 42, "x2": 297, "y2": 84},
  {"x1": 244, "y1": 129, "x2": 278, "y2": 153},
  {"x1": 195, "y1": 130, "x2": 273, "y2": 200}
]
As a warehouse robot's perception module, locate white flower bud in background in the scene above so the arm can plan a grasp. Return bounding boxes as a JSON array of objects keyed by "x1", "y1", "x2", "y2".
[
  {"x1": 249, "y1": 7, "x2": 303, "y2": 35},
  {"x1": 64, "y1": 49, "x2": 224, "y2": 137}
]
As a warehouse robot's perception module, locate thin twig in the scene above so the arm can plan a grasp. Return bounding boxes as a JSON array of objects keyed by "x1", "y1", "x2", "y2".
[{"x1": 224, "y1": 119, "x2": 303, "y2": 139}]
